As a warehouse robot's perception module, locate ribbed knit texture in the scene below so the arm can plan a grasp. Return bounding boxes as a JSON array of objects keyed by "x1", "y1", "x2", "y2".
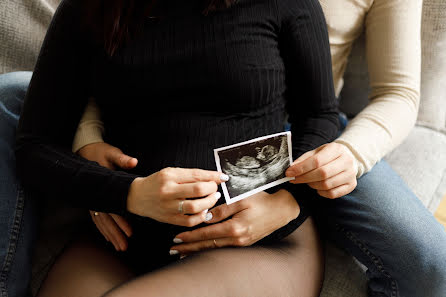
[{"x1": 16, "y1": 0, "x2": 338, "y2": 255}]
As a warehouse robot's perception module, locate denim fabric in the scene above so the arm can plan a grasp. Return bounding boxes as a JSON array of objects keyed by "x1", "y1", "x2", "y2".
[
  {"x1": 0, "y1": 72, "x2": 36, "y2": 297},
  {"x1": 316, "y1": 160, "x2": 446, "y2": 297}
]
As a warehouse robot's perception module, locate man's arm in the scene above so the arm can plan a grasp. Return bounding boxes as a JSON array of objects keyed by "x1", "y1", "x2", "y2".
[
  {"x1": 72, "y1": 97, "x2": 104, "y2": 153},
  {"x1": 335, "y1": 0, "x2": 422, "y2": 177}
]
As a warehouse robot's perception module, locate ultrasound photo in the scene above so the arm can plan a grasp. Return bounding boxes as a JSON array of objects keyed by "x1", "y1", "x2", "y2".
[{"x1": 214, "y1": 132, "x2": 294, "y2": 204}]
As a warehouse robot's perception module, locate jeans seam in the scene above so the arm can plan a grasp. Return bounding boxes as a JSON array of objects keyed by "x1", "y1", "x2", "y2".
[
  {"x1": 0, "y1": 186, "x2": 25, "y2": 297},
  {"x1": 335, "y1": 223, "x2": 398, "y2": 297}
]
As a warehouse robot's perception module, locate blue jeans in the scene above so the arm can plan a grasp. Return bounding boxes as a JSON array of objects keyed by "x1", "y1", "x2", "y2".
[
  {"x1": 317, "y1": 159, "x2": 446, "y2": 297},
  {"x1": 1, "y1": 72, "x2": 446, "y2": 297},
  {"x1": 0, "y1": 72, "x2": 36, "y2": 297}
]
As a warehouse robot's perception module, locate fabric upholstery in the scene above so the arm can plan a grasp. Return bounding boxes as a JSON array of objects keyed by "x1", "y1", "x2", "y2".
[
  {"x1": 417, "y1": 0, "x2": 446, "y2": 132},
  {"x1": 0, "y1": 0, "x2": 60, "y2": 74}
]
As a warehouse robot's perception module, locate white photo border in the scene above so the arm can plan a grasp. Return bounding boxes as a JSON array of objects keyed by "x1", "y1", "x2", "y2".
[{"x1": 214, "y1": 131, "x2": 295, "y2": 205}]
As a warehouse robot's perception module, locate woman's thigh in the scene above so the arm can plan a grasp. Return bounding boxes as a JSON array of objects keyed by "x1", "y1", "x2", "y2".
[
  {"x1": 37, "y1": 235, "x2": 135, "y2": 297},
  {"x1": 103, "y1": 217, "x2": 323, "y2": 297}
]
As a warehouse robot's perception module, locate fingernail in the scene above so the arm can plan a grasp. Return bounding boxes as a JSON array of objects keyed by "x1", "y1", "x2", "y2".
[
  {"x1": 220, "y1": 174, "x2": 229, "y2": 181},
  {"x1": 214, "y1": 192, "x2": 221, "y2": 200},
  {"x1": 173, "y1": 238, "x2": 183, "y2": 244},
  {"x1": 169, "y1": 250, "x2": 179, "y2": 256},
  {"x1": 205, "y1": 212, "x2": 213, "y2": 222}
]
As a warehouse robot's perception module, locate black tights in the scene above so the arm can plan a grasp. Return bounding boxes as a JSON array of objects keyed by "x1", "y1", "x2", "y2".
[{"x1": 37, "y1": 217, "x2": 324, "y2": 297}]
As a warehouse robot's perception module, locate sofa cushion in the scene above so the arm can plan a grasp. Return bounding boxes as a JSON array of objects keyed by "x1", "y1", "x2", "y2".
[
  {"x1": 385, "y1": 126, "x2": 446, "y2": 213},
  {"x1": 417, "y1": 0, "x2": 446, "y2": 133},
  {"x1": 0, "y1": 0, "x2": 60, "y2": 74}
]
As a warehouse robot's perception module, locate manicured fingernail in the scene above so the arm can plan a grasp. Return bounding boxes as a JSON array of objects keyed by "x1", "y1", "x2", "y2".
[
  {"x1": 173, "y1": 238, "x2": 183, "y2": 244},
  {"x1": 220, "y1": 174, "x2": 229, "y2": 181},
  {"x1": 170, "y1": 250, "x2": 179, "y2": 255},
  {"x1": 205, "y1": 212, "x2": 213, "y2": 222},
  {"x1": 215, "y1": 192, "x2": 221, "y2": 200}
]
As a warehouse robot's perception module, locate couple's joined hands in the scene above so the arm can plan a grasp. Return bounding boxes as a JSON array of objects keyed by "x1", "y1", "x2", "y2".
[{"x1": 78, "y1": 141, "x2": 358, "y2": 253}]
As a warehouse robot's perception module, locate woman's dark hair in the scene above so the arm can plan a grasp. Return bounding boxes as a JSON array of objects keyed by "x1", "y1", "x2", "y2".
[{"x1": 84, "y1": 0, "x2": 238, "y2": 56}]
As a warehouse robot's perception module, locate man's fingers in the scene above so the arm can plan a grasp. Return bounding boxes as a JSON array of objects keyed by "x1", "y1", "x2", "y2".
[
  {"x1": 171, "y1": 238, "x2": 233, "y2": 255},
  {"x1": 90, "y1": 211, "x2": 110, "y2": 242},
  {"x1": 107, "y1": 148, "x2": 138, "y2": 170},
  {"x1": 99, "y1": 214, "x2": 129, "y2": 251},
  {"x1": 161, "y1": 168, "x2": 228, "y2": 185},
  {"x1": 110, "y1": 214, "x2": 133, "y2": 237},
  {"x1": 307, "y1": 169, "x2": 356, "y2": 191},
  {"x1": 317, "y1": 182, "x2": 357, "y2": 199},
  {"x1": 290, "y1": 153, "x2": 349, "y2": 184},
  {"x1": 287, "y1": 144, "x2": 341, "y2": 177}
]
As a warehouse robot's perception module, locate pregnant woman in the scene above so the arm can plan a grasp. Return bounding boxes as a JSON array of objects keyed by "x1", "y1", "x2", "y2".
[{"x1": 15, "y1": 0, "x2": 338, "y2": 296}]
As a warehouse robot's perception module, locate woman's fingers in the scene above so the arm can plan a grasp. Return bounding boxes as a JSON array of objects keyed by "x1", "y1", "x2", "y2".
[
  {"x1": 159, "y1": 167, "x2": 228, "y2": 185},
  {"x1": 173, "y1": 192, "x2": 221, "y2": 215},
  {"x1": 110, "y1": 214, "x2": 133, "y2": 237},
  {"x1": 203, "y1": 201, "x2": 246, "y2": 224},
  {"x1": 170, "y1": 209, "x2": 211, "y2": 227},
  {"x1": 173, "y1": 221, "x2": 233, "y2": 243},
  {"x1": 100, "y1": 214, "x2": 129, "y2": 251},
  {"x1": 171, "y1": 237, "x2": 234, "y2": 255},
  {"x1": 174, "y1": 181, "x2": 219, "y2": 199}
]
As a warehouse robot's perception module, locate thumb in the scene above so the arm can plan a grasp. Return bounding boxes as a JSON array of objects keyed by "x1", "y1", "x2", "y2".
[{"x1": 108, "y1": 148, "x2": 138, "y2": 170}]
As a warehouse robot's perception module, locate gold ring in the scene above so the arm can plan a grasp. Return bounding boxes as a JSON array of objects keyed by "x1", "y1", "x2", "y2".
[
  {"x1": 178, "y1": 201, "x2": 184, "y2": 214},
  {"x1": 94, "y1": 212, "x2": 99, "y2": 216},
  {"x1": 213, "y1": 239, "x2": 218, "y2": 248}
]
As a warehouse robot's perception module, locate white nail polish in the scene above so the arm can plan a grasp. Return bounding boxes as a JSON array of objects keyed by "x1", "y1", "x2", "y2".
[
  {"x1": 205, "y1": 212, "x2": 213, "y2": 222},
  {"x1": 170, "y1": 250, "x2": 179, "y2": 256},
  {"x1": 173, "y1": 238, "x2": 183, "y2": 244},
  {"x1": 215, "y1": 192, "x2": 221, "y2": 200},
  {"x1": 220, "y1": 174, "x2": 229, "y2": 181}
]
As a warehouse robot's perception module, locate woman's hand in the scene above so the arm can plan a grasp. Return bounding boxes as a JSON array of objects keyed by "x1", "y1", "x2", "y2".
[
  {"x1": 169, "y1": 189, "x2": 300, "y2": 255},
  {"x1": 127, "y1": 168, "x2": 227, "y2": 227},
  {"x1": 285, "y1": 143, "x2": 358, "y2": 199},
  {"x1": 78, "y1": 142, "x2": 138, "y2": 251}
]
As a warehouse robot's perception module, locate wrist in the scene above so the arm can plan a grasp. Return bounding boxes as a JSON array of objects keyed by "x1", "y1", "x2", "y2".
[
  {"x1": 127, "y1": 177, "x2": 144, "y2": 215},
  {"x1": 275, "y1": 189, "x2": 300, "y2": 222}
]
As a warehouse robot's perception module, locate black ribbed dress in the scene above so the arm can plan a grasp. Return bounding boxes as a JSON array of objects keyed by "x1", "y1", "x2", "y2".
[{"x1": 16, "y1": 0, "x2": 339, "y2": 271}]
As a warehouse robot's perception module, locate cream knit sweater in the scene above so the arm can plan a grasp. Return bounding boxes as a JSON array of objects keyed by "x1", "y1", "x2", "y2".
[{"x1": 73, "y1": 0, "x2": 422, "y2": 178}]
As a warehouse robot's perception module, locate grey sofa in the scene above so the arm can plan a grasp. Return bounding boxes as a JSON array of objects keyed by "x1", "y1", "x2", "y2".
[{"x1": 1, "y1": 1, "x2": 445, "y2": 296}]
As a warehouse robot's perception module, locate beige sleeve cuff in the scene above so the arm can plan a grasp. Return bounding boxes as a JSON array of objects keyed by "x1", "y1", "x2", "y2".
[{"x1": 72, "y1": 98, "x2": 104, "y2": 153}]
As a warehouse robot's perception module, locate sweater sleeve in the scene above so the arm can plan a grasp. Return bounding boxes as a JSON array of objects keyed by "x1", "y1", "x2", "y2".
[
  {"x1": 72, "y1": 98, "x2": 105, "y2": 153},
  {"x1": 334, "y1": 0, "x2": 422, "y2": 177},
  {"x1": 277, "y1": 0, "x2": 340, "y2": 159},
  {"x1": 15, "y1": 0, "x2": 138, "y2": 215}
]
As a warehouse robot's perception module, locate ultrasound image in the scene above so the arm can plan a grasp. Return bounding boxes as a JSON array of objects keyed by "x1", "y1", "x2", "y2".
[{"x1": 217, "y1": 134, "x2": 291, "y2": 199}]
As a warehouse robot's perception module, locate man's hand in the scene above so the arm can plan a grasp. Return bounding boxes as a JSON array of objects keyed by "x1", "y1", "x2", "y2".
[
  {"x1": 78, "y1": 142, "x2": 138, "y2": 170},
  {"x1": 285, "y1": 143, "x2": 358, "y2": 199},
  {"x1": 169, "y1": 190, "x2": 300, "y2": 255},
  {"x1": 78, "y1": 142, "x2": 138, "y2": 251}
]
